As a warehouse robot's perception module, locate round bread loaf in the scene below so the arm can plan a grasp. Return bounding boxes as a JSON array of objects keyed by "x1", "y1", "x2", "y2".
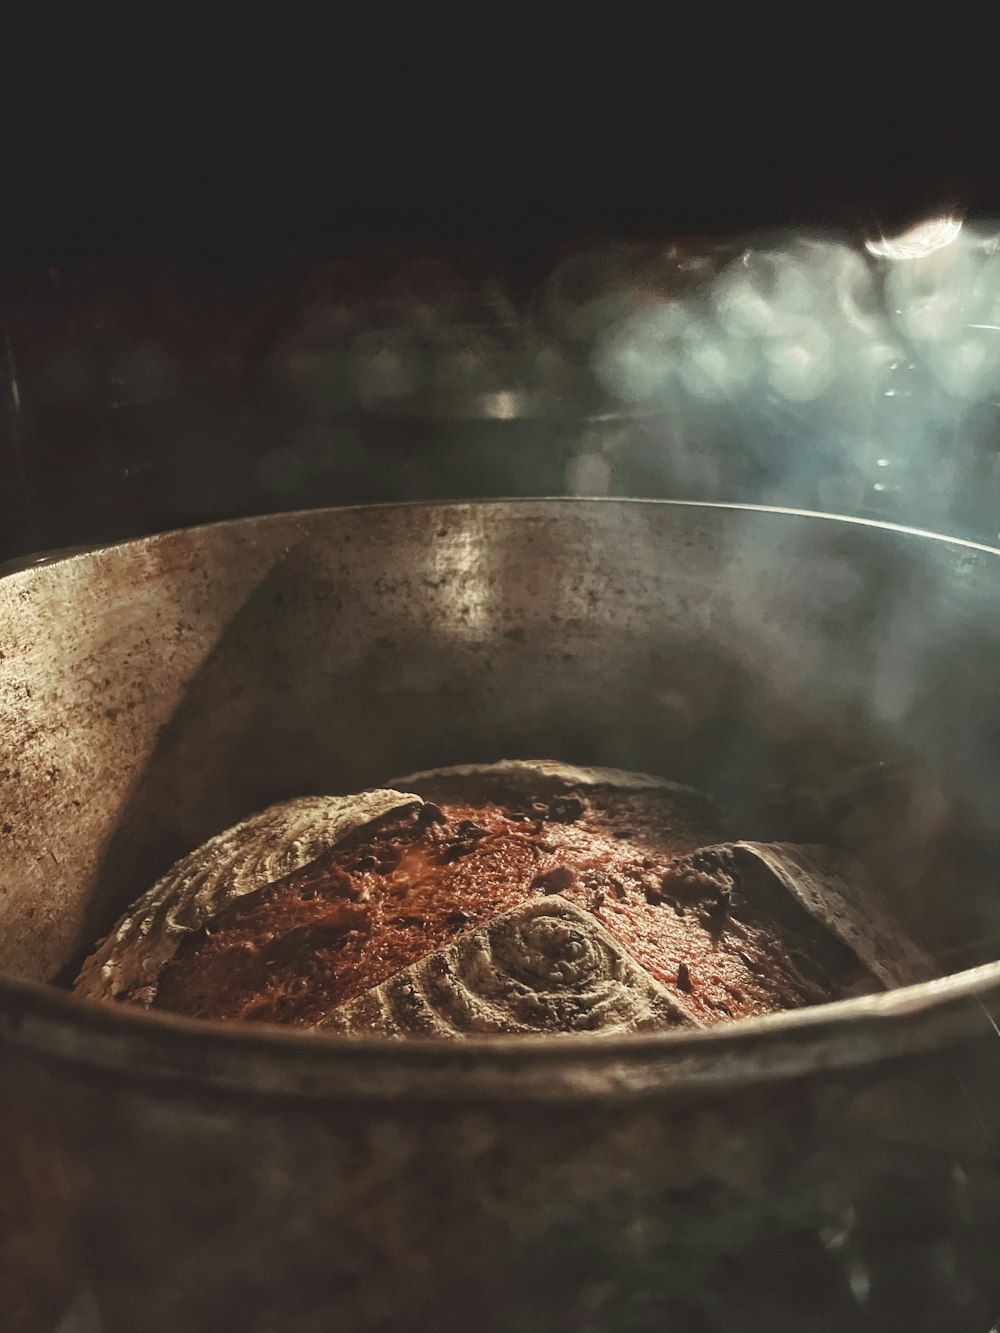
[{"x1": 74, "y1": 761, "x2": 930, "y2": 1036}]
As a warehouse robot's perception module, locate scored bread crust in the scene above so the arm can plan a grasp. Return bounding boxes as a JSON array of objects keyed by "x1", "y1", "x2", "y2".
[
  {"x1": 392, "y1": 771, "x2": 931, "y2": 991},
  {"x1": 321, "y1": 896, "x2": 699, "y2": 1038},
  {"x1": 731, "y1": 842, "x2": 932, "y2": 988},
  {"x1": 74, "y1": 761, "x2": 931, "y2": 1026},
  {"x1": 74, "y1": 762, "x2": 699, "y2": 1009},
  {"x1": 74, "y1": 790, "x2": 424, "y2": 1005}
]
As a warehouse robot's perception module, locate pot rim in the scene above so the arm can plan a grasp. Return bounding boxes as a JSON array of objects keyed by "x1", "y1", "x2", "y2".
[
  {"x1": 2, "y1": 498, "x2": 999, "y2": 1100},
  {"x1": 6, "y1": 496, "x2": 1000, "y2": 576},
  {"x1": 2, "y1": 958, "x2": 998, "y2": 1102}
]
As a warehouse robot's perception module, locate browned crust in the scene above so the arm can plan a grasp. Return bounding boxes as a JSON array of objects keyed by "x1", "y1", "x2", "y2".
[{"x1": 73, "y1": 761, "x2": 931, "y2": 1034}]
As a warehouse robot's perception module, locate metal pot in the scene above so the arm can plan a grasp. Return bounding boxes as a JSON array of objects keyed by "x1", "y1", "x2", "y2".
[{"x1": 1, "y1": 500, "x2": 999, "y2": 1333}]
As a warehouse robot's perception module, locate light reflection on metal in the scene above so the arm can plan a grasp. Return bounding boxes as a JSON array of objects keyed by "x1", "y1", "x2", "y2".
[
  {"x1": 480, "y1": 390, "x2": 522, "y2": 421},
  {"x1": 865, "y1": 214, "x2": 964, "y2": 261}
]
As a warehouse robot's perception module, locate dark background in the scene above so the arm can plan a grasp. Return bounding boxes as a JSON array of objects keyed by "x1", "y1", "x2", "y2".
[
  {"x1": 1, "y1": 6, "x2": 995, "y2": 263},
  {"x1": 2, "y1": 5, "x2": 999, "y2": 562}
]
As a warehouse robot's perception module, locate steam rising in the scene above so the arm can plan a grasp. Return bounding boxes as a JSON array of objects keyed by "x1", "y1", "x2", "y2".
[
  {"x1": 6, "y1": 222, "x2": 1000, "y2": 564},
  {"x1": 590, "y1": 216, "x2": 1000, "y2": 533}
]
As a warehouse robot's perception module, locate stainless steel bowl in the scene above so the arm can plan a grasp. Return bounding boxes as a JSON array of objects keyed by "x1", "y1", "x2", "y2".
[{"x1": 2, "y1": 500, "x2": 999, "y2": 1332}]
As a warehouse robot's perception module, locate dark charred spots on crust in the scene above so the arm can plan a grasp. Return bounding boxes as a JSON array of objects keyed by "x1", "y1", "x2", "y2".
[
  {"x1": 131, "y1": 775, "x2": 897, "y2": 1034},
  {"x1": 438, "y1": 840, "x2": 478, "y2": 864},
  {"x1": 645, "y1": 881, "x2": 687, "y2": 916},
  {"x1": 531, "y1": 866, "x2": 575, "y2": 893},
  {"x1": 670, "y1": 866, "x2": 736, "y2": 903},
  {"x1": 549, "y1": 794, "x2": 586, "y2": 823},
  {"x1": 437, "y1": 818, "x2": 492, "y2": 863},
  {"x1": 348, "y1": 843, "x2": 403, "y2": 875},
  {"x1": 709, "y1": 886, "x2": 732, "y2": 935},
  {"x1": 664, "y1": 847, "x2": 740, "y2": 928},
  {"x1": 455, "y1": 820, "x2": 489, "y2": 840},
  {"x1": 513, "y1": 793, "x2": 586, "y2": 824}
]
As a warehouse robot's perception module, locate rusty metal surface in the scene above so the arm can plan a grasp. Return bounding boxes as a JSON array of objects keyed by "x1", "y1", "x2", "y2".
[{"x1": 1, "y1": 500, "x2": 1000, "y2": 1330}]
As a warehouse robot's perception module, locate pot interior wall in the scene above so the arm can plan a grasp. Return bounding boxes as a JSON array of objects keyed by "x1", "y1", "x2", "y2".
[{"x1": 2, "y1": 500, "x2": 1000, "y2": 986}]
